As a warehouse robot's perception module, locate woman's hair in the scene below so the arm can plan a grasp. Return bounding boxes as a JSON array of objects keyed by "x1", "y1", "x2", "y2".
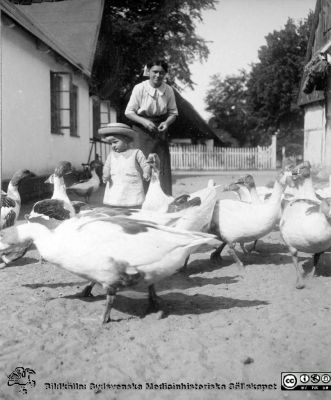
[{"x1": 146, "y1": 60, "x2": 168, "y2": 73}]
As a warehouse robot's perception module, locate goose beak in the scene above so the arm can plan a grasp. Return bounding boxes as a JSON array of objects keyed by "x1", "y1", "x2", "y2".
[
  {"x1": 26, "y1": 171, "x2": 36, "y2": 178},
  {"x1": 234, "y1": 177, "x2": 245, "y2": 185},
  {"x1": 223, "y1": 183, "x2": 240, "y2": 192},
  {"x1": 44, "y1": 175, "x2": 53, "y2": 184},
  {"x1": 64, "y1": 165, "x2": 74, "y2": 175}
]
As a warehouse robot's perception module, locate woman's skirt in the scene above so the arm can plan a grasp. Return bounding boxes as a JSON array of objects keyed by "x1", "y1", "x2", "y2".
[{"x1": 131, "y1": 124, "x2": 172, "y2": 195}]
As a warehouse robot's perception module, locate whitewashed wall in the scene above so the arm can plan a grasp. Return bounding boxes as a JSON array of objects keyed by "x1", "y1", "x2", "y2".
[
  {"x1": 2, "y1": 19, "x2": 92, "y2": 179},
  {"x1": 303, "y1": 103, "x2": 325, "y2": 166}
]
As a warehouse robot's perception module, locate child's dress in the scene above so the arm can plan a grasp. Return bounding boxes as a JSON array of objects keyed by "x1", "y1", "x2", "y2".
[{"x1": 103, "y1": 149, "x2": 149, "y2": 207}]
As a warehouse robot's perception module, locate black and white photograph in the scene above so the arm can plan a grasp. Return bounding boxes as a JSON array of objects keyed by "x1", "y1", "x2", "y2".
[{"x1": 1, "y1": 0, "x2": 330, "y2": 399}]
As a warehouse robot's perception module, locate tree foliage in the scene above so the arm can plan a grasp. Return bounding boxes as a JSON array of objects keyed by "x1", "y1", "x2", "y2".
[
  {"x1": 92, "y1": 0, "x2": 216, "y2": 107},
  {"x1": 205, "y1": 12, "x2": 314, "y2": 154},
  {"x1": 205, "y1": 70, "x2": 250, "y2": 145},
  {"x1": 246, "y1": 14, "x2": 314, "y2": 152}
]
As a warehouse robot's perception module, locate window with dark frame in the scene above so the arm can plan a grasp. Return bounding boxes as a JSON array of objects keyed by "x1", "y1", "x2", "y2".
[
  {"x1": 92, "y1": 98, "x2": 117, "y2": 138},
  {"x1": 100, "y1": 100, "x2": 111, "y2": 126},
  {"x1": 50, "y1": 72, "x2": 78, "y2": 136}
]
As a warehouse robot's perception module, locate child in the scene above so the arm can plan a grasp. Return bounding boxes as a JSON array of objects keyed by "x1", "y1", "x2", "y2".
[{"x1": 100, "y1": 125, "x2": 151, "y2": 208}]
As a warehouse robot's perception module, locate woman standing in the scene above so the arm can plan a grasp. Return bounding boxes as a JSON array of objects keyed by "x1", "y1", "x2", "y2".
[{"x1": 125, "y1": 60, "x2": 178, "y2": 195}]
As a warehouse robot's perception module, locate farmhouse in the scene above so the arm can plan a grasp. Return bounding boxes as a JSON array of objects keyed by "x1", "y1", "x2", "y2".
[
  {"x1": 2, "y1": 0, "x2": 219, "y2": 182},
  {"x1": 1, "y1": 0, "x2": 110, "y2": 180},
  {"x1": 298, "y1": 0, "x2": 331, "y2": 167}
]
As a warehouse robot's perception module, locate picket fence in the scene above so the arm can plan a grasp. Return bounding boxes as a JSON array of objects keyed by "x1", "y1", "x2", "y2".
[
  {"x1": 89, "y1": 137, "x2": 277, "y2": 170},
  {"x1": 170, "y1": 143, "x2": 276, "y2": 170}
]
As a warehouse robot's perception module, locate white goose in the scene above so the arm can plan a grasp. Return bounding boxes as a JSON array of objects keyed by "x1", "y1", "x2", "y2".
[
  {"x1": 0, "y1": 169, "x2": 34, "y2": 266},
  {"x1": 26, "y1": 162, "x2": 78, "y2": 229},
  {"x1": 286, "y1": 161, "x2": 320, "y2": 202},
  {"x1": 210, "y1": 169, "x2": 292, "y2": 272},
  {"x1": 98, "y1": 181, "x2": 218, "y2": 235},
  {"x1": 315, "y1": 174, "x2": 331, "y2": 199},
  {"x1": 0, "y1": 213, "x2": 220, "y2": 323},
  {"x1": 66, "y1": 161, "x2": 100, "y2": 203},
  {"x1": 222, "y1": 182, "x2": 249, "y2": 202},
  {"x1": 1, "y1": 169, "x2": 34, "y2": 229},
  {"x1": 137, "y1": 154, "x2": 219, "y2": 232},
  {"x1": 280, "y1": 162, "x2": 331, "y2": 289},
  {"x1": 235, "y1": 174, "x2": 262, "y2": 204},
  {"x1": 232, "y1": 174, "x2": 263, "y2": 253},
  {"x1": 142, "y1": 153, "x2": 174, "y2": 212}
]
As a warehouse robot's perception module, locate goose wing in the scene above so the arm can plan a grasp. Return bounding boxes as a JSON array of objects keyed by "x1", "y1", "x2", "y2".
[
  {"x1": 1, "y1": 194, "x2": 19, "y2": 228},
  {"x1": 2, "y1": 209, "x2": 16, "y2": 229},
  {"x1": 55, "y1": 214, "x2": 219, "y2": 269},
  {"x1": 30, "y1": 199, "x2": 71, "y2": 220},
  {"x1": 287, "y1": 198, "x2": 320, "y2": 214},
  {"x1": 167, "y1": 196, "x2": 201, "y2": 212},
  {"x1": 0, "y1": 240, "x2": 33, "y2": 264},
  {"x1": 170, "y1": 185, "x2": 218, "y2": 232},
  {"x1": 1, "y1": 195, "x2": 16, "y2": 208}
]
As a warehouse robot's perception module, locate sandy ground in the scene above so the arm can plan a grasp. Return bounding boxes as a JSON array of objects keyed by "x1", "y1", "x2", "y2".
[{"x1": 1, "y1": 170, "x2": 331, "y2": 400}]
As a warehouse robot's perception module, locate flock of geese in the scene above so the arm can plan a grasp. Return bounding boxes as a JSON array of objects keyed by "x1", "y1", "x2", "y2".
[{"x1": 0, "y1": 158, "x2": 330, "y2": 324}]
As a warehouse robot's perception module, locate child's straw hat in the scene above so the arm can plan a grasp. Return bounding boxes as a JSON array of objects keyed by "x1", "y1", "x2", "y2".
[{"x1": 98, "y1": 123, "x2": 135, "y2": 141}]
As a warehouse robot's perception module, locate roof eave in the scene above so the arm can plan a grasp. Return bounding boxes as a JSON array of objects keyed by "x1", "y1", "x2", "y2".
[{"x1": 1, "y1": 0, "x2": 93, "y2": 77}]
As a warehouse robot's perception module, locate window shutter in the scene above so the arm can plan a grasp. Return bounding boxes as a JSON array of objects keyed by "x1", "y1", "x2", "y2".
[
  {"x1": 70, "y1": 85, "x2": 78, "y2": 136},
  {"x1": 50, "y1": 72, "x2": 61, "y2": 133}
]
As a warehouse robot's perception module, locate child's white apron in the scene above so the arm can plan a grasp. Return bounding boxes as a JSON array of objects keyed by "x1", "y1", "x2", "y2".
[{"x1": 103, "y1": 149, "x2": 145, "y2": 207}]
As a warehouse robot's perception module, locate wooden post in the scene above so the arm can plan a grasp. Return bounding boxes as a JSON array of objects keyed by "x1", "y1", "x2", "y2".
[
  {"x1": 0, "y1": 8, "x2": 3, "y2": 228},
  {"x1": 205, "y1": 139, "x2": 214, "y2": 151},
  {"x1": 282, "y1": 146, "x2": 286, "y2": 169},
  {"x1": 271, "y1": 134, "x2": 277, "y2": 169}
]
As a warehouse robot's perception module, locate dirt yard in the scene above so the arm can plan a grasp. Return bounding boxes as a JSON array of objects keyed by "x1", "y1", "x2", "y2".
[{"x1": 0, "y1": 170, "x2": 330, "y2": 400}]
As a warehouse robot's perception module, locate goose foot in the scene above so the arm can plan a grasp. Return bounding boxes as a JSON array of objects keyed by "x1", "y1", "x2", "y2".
[
  {"x1": 245, "y1": 240, "x2": 258, "y2": 254},
  {"x1": 311, "y1": 252, "x2": 323, "y2": 278},
  {"x1": 228, "y1": 244, "x2": 245, "y2": 277},
  {"x1": 146, "y1": 285, "x2": 168, "y2": 318},
  {"x1": 210, "y1": 242, "x2": 226, "y2": 264},
  {"x1": 295, "y1": 281, "x2": 305, "y2": 290},
  {"x1": 210, "y1": 251, "x2": 222, "y2": 264},
  {"x1": 0, "y1": 254, "x2": 12, "y2": 267},
  {"x1": 237, "y1": 263, "x2": 246, "y2": 279},
  {"x1": 79, "y1": 282, "x2": 95, "y2": 297},
  {"x1": 0, "y1": 261, "x2": 7, "y2": 269},
  {"x1": 102, "y1": 287, "x2": 116, "y2": 324},
  {"x1": 179, "y1": 256, "x2": 190, "y2": 274},
  {"x1": 290, "y1": 248, "x2": 305, "y2": 289},
  {"x1": 239, "y1": 243, "x2": 248, "y2": 254}
]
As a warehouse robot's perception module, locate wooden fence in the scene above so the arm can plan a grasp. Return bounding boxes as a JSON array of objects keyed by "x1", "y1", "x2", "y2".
[{"x1": 89, "y1": 136, "x2": 277, "y2": 170}]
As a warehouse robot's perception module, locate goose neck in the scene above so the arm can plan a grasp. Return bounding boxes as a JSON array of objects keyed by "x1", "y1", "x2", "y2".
[
  {"x1": 52, "y1": 177, "x2": 70, "y2": 201},
  {"x1": 300, "y1": 177, "x2": 317, "y2": 199},
  {"x1": 269, "y1": 179, "x2": 284, "y2": 202},
  {"x1": 151, "y1": 170, "x2": 160, "y2": 182},
  {"x1": 249, "y1": 187, "x2": 261, "y2": 203},
  {"x1": 292, "y1": 177, "x2": 317, "y2": 200},
  {"x1": 6, "y1": 183, "x2": 20, "y2": 203}
]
